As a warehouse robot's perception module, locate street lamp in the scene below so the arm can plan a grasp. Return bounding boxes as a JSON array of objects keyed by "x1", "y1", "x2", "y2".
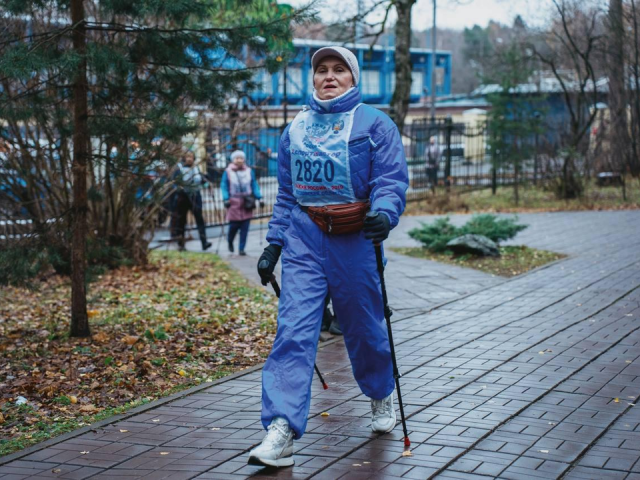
[{"x1": 430, "y1": 0, "x2": 437, "y2": 124}]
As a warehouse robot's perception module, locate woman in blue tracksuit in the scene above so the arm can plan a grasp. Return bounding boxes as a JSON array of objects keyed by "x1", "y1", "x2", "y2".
[{"x1": 250, "y1": 46, "x2": 409, "y2": 468}]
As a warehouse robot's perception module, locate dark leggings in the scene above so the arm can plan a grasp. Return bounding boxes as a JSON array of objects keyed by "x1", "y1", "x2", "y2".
[
  {"x1": 175, "y1": 191, "x2": 207, "y2": 245},
  {"x1": 228, "y1": 219, "x2": 251, "y2": 252}
]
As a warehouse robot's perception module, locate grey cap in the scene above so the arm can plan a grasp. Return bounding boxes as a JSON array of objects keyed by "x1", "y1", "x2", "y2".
[{"x1": 311, "y1": 46, "x2": 360, "y2": 86}]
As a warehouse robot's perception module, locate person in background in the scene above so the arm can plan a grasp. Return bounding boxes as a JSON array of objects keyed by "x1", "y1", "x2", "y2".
[
  {"x1": 221, "y1": 150, "x2": 263, "y2": 256},
  {"x1": 425, "y1": 136, "x2": 441, "y2": 189},
  {"x1": 174, "y1": 150, "x2": 212, "y2": 252}
]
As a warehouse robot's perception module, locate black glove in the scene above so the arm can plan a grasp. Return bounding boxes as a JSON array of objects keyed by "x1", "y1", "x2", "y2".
[
  {"x1": 259, "y1": 200, "x2": 265, "y2": 208},
  {"x1": 224, "y1": 200, "x2": 231, "y2": 209},
  {"x1": 363, "y1": 211, "x2": 391, "y2": 244},
  {"x1": 257, "y1": 244, "x2": 282, "y2": 286}
]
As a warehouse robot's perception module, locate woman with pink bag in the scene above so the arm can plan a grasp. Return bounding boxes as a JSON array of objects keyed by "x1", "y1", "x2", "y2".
[{"x1": 220, "y1": 150, "x2": 263, "y2": 256}]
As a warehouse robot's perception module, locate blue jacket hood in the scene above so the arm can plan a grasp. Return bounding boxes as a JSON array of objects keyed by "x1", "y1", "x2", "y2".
[{"x1": 308, "y1": 87, "x2": 362, "y2": 113}]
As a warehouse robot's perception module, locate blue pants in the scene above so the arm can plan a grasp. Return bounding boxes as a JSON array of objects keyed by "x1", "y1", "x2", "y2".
[
  {"x1": 228, "y1": 219, "x2": 250, "y2": 252},
  {"x1": 261, "y1": 206, "x2": 395, "y2": 439}
]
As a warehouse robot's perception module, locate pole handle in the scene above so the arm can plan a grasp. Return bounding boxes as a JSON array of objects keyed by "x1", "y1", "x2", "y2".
[
  {"x1": 366, "y1": 211, "x2": 383, "y2": 246},
  {"x1": 260, "y1": 260, "x2": 280, "y2": 297}
]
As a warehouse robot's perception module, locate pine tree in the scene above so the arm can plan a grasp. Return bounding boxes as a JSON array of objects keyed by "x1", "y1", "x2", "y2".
[
  {"x1": 486, "y1": 43, "x2": 544, "y2": 205},
  {"x1": 0, "y1": 0, "x2": 310, "y2": 336}
]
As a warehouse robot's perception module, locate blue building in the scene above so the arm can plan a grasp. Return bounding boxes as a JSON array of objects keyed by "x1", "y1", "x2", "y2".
[{"x1": 251, "y1": 39, "x2": 452, "y2": 106}]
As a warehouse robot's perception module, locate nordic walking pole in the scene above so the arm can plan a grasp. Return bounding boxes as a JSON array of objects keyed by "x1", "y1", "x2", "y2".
[
  {"x1": 366, "y1": 211, "x2": 411, "y2": 452},
  {"x1": 259, "y1": 260, "x2": 329, "y2": 390}
]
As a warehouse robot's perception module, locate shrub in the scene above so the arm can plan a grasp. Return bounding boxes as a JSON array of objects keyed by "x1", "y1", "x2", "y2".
[
  {"x1": 459, "y1": 214, "x2": 528, "y2": 243},
  {"x1": 408, "y1": 214, "x2": 527, "y2": 253},
  {"x1": 408, "y1": 217, "x2": 460, "y2": 252}
]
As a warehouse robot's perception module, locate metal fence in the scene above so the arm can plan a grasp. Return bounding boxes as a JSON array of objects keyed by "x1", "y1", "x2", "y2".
[
  {"x1": 0, "y1": 116, "x2": 555, "y2": 239},
  {"x1": 186, "y1": 117, "x2": 511, "y2": 229}
]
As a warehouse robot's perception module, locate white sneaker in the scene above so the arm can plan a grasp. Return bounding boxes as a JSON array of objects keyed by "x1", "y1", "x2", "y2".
[
  {"x1": 371, "y1": 390, "x2": 397, "y2": 433},
  {"x1": 248, "y1": 417, "x2": 294, "y2": 467}
]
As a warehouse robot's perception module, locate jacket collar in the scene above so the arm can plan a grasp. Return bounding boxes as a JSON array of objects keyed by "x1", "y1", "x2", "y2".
[{"x1": 308, "y1": 87, "x2": 362, "y2": 114}]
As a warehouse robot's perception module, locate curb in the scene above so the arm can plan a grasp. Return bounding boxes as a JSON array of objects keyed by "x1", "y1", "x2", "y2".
[{"x1": 0, "y1": 337, "x2": 345, "y2": 466}]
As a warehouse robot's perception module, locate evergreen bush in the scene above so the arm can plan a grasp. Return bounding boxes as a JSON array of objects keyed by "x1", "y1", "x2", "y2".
[
  {"x1": 459, "y1": 214, "x2": 528, "y2": 243},
  {"x1": 407, "y1": 217, "x2": 460, "y2": 252},
  {"x1": 408, "y1": 214, "x2": 527, "y2": 253}
]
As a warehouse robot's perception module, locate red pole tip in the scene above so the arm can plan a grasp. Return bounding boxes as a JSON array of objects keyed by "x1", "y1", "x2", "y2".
[
  {"x1": 404, "y1": 437, "x2": 411, "y2": 448},
  {"x1": 322, "y1": 383, "x2": 329, "y2": 390}
]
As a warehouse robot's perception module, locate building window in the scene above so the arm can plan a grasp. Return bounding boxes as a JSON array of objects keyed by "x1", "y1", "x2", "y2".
[
  {"x1": 411, "y1": 71, "x2": 424, "y2": 96},
  {"x1": 388, "y1": 73, "x2": 395, "y2": 93},
  {"x1": 259, "y1": 70, "x2": 272, "y2": 95},
  {"x1": 387, "y1": 71, "x2": 424, "y2": 95},
  {"x1": 278, "y1": 68, "x2": 302, "y2": 96},
  {"x1": 361, "y1": 70, "x2": 381, "y2": 96},
  {"x1": 436, "y1": 67, "x2": 445, "y2": 87}
]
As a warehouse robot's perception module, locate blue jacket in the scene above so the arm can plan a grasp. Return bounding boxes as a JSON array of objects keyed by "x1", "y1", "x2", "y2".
[{"x1": 267, "y1": 88, "x2": 409, "y2": 247}]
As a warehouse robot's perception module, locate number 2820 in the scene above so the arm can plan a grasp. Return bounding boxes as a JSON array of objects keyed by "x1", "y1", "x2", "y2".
[{"x1": 294, "y1": 159, "x2": 335, "y2": 183}]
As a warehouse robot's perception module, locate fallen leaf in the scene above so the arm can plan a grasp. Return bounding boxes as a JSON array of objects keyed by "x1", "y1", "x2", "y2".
[
  {"x1": 614, "y1": 398, "x2": 620, "y2": 403},
  {"x1": 80, "y1": 404, "x2": 97, "y2": 413},
  {"x1": 160, "y1": 452, "x2": 170, "y2": 455},
  {"x1": 87, "y1": 310, "x2": 100, "y2": 318},
  {"x1": 320, "y1": 412, "x2": 330, "y2": 417},
  {"x1": 210, "y1": 427, "x2": 220, "y2": 431},
  {"x1": 539, "y1": 450, "x2": 549, "y2": 453},
  {"x1": 69, "y1": 396, "x2": 78, "y2": 404},
  {"x1": 402, "y1": 450, "x2": 413, "y2": 457},
  {"x1": 121, "y1": 335, "x2": 139, "y2": 346},
  {"x1": 353, "y1": 464, "x2": 362, "y2": 467},
  {"x1": 0, "y1": 413, "x2": 4, "y2": 424},
  {"x1": 92, "y1": 331, "x2": 109, "y2": 343},
  {"x1": 119, "y1": 429, "x2": 128, "y2": 433},
  {"x1": 152, "y1": 418, "x2": 160, "y2": 422},
  {"x1": 52, "y1": 468, "x2": 61, "y2": 473},
  {"x1": 80, "y1": 451, "x2": 90, "y2": 455},
  {"x1": 178, "y1": 370, "x2": 187, "y2": 377}
]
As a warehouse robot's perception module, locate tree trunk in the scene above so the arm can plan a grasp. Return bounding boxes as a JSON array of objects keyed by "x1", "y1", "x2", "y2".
[
  {"x1": 70, "y1": 0, "x2": 90, "y2": 338},
  {"x1": 608, "y1": 0, "x2": 633, "y2": 175},
  {"x1": 630, "y1": 0, "x2": 640, "y2": 174},
  {"x1": 390, "y1": 0, "x2": 415, "y2": 132}
]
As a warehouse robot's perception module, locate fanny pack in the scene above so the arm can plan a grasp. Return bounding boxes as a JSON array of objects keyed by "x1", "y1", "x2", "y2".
[{"x1": 301, "y1": 201, "x2": 370, "y2": 235}]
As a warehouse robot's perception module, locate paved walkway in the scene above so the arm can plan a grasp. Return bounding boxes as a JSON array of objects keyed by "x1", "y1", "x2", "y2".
[{"x1": 2, "y1": 210, "x2": 640, "y2": 479}]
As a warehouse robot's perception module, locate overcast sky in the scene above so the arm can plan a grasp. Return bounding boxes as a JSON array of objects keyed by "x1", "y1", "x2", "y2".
[{"x1": 290, "y1": 0, "x2": 557, "y2": 31}]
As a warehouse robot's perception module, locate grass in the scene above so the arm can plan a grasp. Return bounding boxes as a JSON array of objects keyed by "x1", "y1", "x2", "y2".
[
  {"x1": 0, "y1": 251, "x2": 277, "y2": 457},
  {"x1": 391, "y1": 245, "x2": 566, "y2": 277},
  {"x1": 404, "y1": 177, "x2": 640, "y2": 216}
]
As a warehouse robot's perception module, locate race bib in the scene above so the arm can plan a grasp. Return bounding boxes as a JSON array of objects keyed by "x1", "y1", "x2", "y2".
[{"x1": 288, "y1": 105, "x2": 360, "y2": 206}]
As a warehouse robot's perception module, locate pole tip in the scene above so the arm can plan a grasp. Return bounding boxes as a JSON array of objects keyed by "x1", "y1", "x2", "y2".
[
  {"x1": 322, "y1": 383, "x2": 329, "y2": 390},
  {"x1": 404, "y1": 437, "x2": 411, "y2": 448}
]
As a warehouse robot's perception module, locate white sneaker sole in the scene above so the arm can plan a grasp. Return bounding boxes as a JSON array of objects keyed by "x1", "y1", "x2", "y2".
[
  {"x1": 248, "y1": 454, "x2": 294, "y2": 468},
  {"x1": 372, "y1": 420, "x2": 397, "y2": 433}
]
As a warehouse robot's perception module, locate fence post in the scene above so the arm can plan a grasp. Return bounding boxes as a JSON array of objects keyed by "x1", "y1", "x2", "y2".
[
  {"x1": 491, "y1": 163, "x2": 497, "y2": 195},
  {"x1": 445, "y1": 116, "x2": 452, "y2": 191}
]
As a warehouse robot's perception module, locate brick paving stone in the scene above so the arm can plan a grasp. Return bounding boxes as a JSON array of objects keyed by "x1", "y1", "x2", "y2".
[{"x1": 4, "y1": 211, "x2": 640, "y2": 479}]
